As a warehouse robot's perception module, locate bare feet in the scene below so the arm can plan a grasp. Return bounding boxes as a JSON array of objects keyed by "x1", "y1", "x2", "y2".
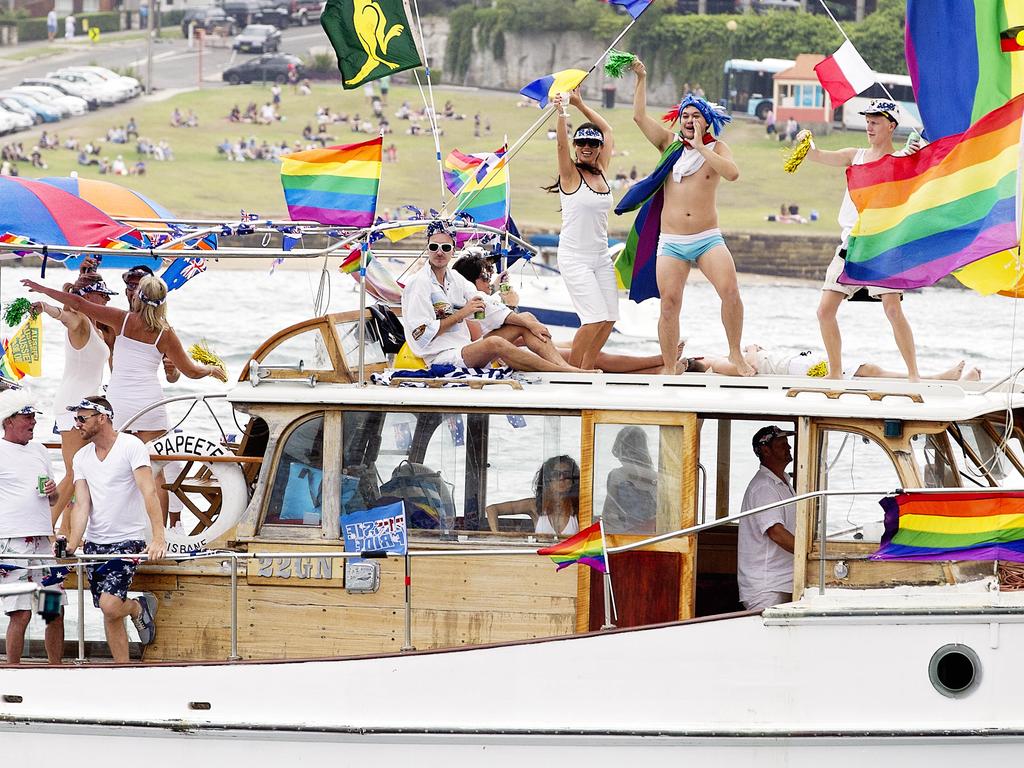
[
  {"x1": 961, "y1": 366, "x2": 981, "y2": 381},
  {"x1": 728, "y1": 352, "x2": 756, "y2": 377},
  {"x1": 936, "y1": 361, "x2": 965, "y2": 381}
]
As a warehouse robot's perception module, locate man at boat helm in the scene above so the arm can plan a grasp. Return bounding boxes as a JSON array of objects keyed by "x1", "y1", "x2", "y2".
[
  {"x1": 737, "y1": 425, "x2": 797, "y2": 612},
  {"x1": 400, "y1": 222, "x2": 593, "y2": 373},
  {"x1": 0, "y1": 388, "x2": 65, "y2": 664},
  {"x1": 64, "y1": 396, "x2": 164, "y2": 662}
]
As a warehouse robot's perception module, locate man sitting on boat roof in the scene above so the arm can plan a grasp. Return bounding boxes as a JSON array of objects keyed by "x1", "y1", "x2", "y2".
[{"x1": 400, "y1": 222, "x2": 593, "y2": 374}]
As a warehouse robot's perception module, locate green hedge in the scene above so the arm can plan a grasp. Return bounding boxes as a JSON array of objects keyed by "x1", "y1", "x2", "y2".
[{"x1": 0, "y1": 11, "x2": 123, "y2": 43}]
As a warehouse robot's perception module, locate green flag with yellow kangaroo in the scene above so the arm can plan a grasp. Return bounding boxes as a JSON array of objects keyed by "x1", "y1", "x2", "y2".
[{"x1": 321, "y1": 0, "x2": 422, "y2": 89}]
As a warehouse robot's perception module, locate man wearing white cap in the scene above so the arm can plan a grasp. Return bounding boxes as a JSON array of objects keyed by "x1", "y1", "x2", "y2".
[
  {"x1": 0, "y1": 388, "x2": 65, "y2": 664},
  {"x1": 797, "y1": 99, "x2": 922, "y2": 382},
  {"x1": 737, "y1": 425, "x2": 797, "y2": 612}
]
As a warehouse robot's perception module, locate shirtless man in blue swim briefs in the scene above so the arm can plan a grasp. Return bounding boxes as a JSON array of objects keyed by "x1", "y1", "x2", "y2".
[{"x1": 618, "y1": 59, "x2": 754, "y2": 376}]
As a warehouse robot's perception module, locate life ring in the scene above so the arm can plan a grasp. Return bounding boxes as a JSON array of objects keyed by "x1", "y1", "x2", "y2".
[{"x1": 147, "y1": 432, "x2": 249, "y2": 555}]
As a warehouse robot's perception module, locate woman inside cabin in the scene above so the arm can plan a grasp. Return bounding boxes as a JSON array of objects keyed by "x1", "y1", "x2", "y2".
[
  {"x1": 602, "y1": 426, "x2": 658, "y2": 535},
  {"x1": 30, "y1": 279, "x2": 117, "y2": 527},
  {"x1": 546, "y1": 89, "x2": 617, "y2": 372},
  {"x1": 22, "y1": 275, "x2": 228, "y2": 443},
  {"x1": 486, "y1": 455, "x2": 581, "y2": 537}
]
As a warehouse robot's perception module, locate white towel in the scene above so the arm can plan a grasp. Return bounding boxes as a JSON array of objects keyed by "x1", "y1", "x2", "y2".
[{"x1": 671, "y1": 141, "x2": 716, "y2": 183}]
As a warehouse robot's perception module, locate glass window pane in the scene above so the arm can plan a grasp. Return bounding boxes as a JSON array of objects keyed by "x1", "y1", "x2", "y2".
[
  {"x1": 910, "y1": 432, "x2": 958, "y2": 488},
  {"x1": 262, "y1": 328, "x2": 331, "y2": 371},
  {"x1": 265, "y1": 415, "x2": 324, "y2": 526},
  {"x1": 818, "y1": 430, "x2": 899, "y2": 542},
  {"x1": 335, "y1": 320, "x2": 385, "y2": 366}
]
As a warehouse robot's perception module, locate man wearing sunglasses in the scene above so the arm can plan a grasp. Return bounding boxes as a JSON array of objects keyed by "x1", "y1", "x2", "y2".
[
  {"x1": 401, "y1": 224, "x2": 590, "y2": 373},
  {"x1": 64, "y1": 396, "x2": 164, "y2": 662},
  {"x1": 796, "y1": 99, "x2": 922, "y2": 382},
  {"x1": 0, "y1": 388, "x2": 65, "y2": 664}
]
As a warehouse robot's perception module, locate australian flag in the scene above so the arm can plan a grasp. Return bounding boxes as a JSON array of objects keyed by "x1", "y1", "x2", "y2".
[{"x1": 161, "y1": 257, "x2": 208, "y2": 291}]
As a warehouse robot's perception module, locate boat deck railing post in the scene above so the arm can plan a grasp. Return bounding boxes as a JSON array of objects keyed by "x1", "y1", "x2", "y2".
[
  {"x1": 229, "y1": 556, "x2": 240, "y2": 661},
  {"x1": 818, "y1": 501, "x2": 827, "y2": 596},
  {"x1": 75, "y1": 559, "x2": 85, "y2": 663},
  {"x1": 401, "y1": 553, "x2": 414, "y2": 652}
]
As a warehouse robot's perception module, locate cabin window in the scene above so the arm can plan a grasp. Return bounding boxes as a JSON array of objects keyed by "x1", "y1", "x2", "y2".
[
  {"x1": 817, "y1": 428, "x2": 899, "y2": 542},
  {"x1": 261, "y1": 326, "x2": 332, "y2": 371},
  {"x1": 592, "y1": 423, "x2": 680, "y2": 535},
  {"x1": 910, "y1": 432, "x2": 959, "y2": 488},
  {"x1": 335, "y1": 319, "x2": 386, "y2": 366},
  {"x1": 264, "y1": 415, "x2": 324, "y2": 526},
  {"x1": 948, "y1": 420, "x2": 1024, "y2": 489}
]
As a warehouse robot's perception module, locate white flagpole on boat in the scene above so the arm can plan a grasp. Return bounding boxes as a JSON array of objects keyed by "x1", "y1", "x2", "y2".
[
  {"x1": 599, "y1": 517, "x2": 618, "y2": 629},
  {"x1": 816, "y1": 0, "x2": 896, "y2": 103},
  {"x1": 407, "y1": 0, "x2": 448, "y2": 205}
]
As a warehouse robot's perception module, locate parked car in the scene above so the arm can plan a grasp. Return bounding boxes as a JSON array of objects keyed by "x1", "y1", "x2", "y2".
[
  {"x1": 223, "y1": 53, "x2": 304, "y2": 84},
  {"x1": 255, "y1": 0, "x2": 290, "y2": 28},
  {"x1": 0, "y1": 110, "x2": 17, "y2": 136},
  {"x1": 47, "y1": 70, "x2": 123, "y2": 105},
  {"x1": 233, "y1": 24, "x2": 281, "y2": 53},
  {"x1": 277, "y1": 0, "x2": 322, "y2": 25},
  {"x1": 0, "y1": 102, "x2": 34, "y2": 131},
  {"x1": 0, "y1": 96, "x2": 43, "y2": 125},
  {"x1": 0, "y1": 92, "x2": 61, "y2": 123},
  {"x1": 222, "y1": 0, "x2": 263, "y2": 27},
  {"x1": 59, "y1": 66, "x2": 141, "y2": 99},
  {"x1": 181, "y1": 6, "x2": 238, "y2": 37},
  {"x1": 12, "y1": 86, "x2": 86, "y2": 117},
  {"x1": 20, "y1": 78, "x2": 98, "y2": 110}
]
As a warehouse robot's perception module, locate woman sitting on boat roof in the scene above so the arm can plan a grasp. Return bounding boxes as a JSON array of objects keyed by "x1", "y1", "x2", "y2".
[
  {"x1": 400, "y1": 222, "x2": 595, "y2": 374},
  {"x1": 486, "y1": 455, "x2": 580, "y2": 537}
]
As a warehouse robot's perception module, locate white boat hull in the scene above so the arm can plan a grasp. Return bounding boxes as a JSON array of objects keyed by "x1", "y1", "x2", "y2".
[{"x1": 3, "y1": 604, "x2": 1023, "y2": 765}]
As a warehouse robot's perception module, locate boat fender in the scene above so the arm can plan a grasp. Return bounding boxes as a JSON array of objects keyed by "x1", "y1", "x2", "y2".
[{"x1": 147, "y1": 432, "x2": 250, "y2": 556}]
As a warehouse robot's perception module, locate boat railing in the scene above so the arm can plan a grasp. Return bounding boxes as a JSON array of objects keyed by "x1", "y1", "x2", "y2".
[{"x1": 5, "y1": 485, "x2": 1010, "y2": 664}]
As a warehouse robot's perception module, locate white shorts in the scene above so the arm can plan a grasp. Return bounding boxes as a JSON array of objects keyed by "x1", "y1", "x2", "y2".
[
  {"x1": 558, "y1": 248, "x2": 620, "y2": 325},
  {"x1": 0, "y1": 536, "x2": 66, "y2": 614},
  {"x1": 426, "y1": 348, "x2": 467, "y2": 369},
  {"x1": 742, "y1": 591, "x2": 791, "y2": 612},
  {"x1": 822, "y1": 248, "x2": 901, "y2": 299}
]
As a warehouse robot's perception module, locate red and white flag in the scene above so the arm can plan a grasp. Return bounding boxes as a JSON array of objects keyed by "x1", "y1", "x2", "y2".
[{"x1": 814, "y1": 40, "x2": 875, "y2": 107}]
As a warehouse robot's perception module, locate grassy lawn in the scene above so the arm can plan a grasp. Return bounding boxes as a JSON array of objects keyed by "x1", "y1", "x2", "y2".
[{"x1": 8, "y1": 81, "x2": 866, "y2": 237}]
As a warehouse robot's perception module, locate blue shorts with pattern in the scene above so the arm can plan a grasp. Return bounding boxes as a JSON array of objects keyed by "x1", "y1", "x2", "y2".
[{"x1": 84, "y1": 540, "x2": 146, "y2": 607}]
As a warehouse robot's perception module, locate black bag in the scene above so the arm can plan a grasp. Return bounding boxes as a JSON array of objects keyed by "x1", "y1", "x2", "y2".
[{"x1": 366, "y1": 304, "x2": 406, "y2": 354}]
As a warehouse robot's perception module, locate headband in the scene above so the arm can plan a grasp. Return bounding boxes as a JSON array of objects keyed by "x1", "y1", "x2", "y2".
[
  {"x1": 426, "y1": 220, "x2": 455, "y2": 240},
  {"x1": 572, "y1": 126, "x2": 604, "y2": 143},
  {"x1": 65, "y1": 399, "x2": 114, "y2": 418},
  {"x1": 139, "y1": 294, "x2": 165, "y2": 307},
  {"x1": 73, "y1": 282, "x2": 117, "y2": 297},
  {"x1": 661, "y1": 95, "x2": 732, "y2": 136}
]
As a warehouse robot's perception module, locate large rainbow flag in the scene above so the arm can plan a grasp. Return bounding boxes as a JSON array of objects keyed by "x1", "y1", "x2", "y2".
[
  {"x1": 280, "y1": 138, "x2": 382, "y2": 227},
  {"x1": 536, "y1": 521, "x2": 607, "y2": 573},
  {"x1": 445, "y1": 147, "x2": 509, "y2": 240},
  {"x1": 872, "y1": 491, "x2": 1024, "y2": 562},
  {"x1": 841, "y1": 93, "x2": 1024, "y2": 291}
]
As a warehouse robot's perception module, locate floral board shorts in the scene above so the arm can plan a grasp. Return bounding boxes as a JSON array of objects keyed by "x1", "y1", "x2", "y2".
[
  {"x1": 84, "y1": 540, "x2": 146, "y2": 607},
  {"x1": 0, "y1": 536, "x2": 67, "y2": 614}
]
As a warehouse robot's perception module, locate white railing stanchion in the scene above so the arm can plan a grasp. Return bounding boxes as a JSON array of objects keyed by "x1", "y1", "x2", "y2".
[
  {"x1": 229, "y1": 556, "x2": 240, "y2": 661},
  {"x1": 76, "y1": 559, "x2": 85, "y2": 662},
  {"x1": 402, "y1": 553, "x2": 414, "y2": 652}
]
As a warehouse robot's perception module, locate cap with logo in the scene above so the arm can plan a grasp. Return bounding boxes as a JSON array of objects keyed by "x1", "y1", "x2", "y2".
[
  {"x1": 858, "y1": 98, "x2": 900, "y2": 124},
  {"x1": 752, "y1": 425, "x2": 795, "y2": 454}
]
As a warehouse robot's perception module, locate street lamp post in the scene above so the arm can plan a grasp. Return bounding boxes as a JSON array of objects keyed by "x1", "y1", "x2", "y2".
[{"x1": 725, "y1": 19, "x2": 738, "y2": 110}]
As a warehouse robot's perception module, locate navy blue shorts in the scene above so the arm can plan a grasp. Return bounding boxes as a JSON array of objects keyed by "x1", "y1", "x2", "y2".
[{"x1": 84, "y1": 540, "x2": 145, "y2": 607}]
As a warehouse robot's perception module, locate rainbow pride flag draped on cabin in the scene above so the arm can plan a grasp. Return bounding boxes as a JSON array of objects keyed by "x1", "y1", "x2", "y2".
[
  {"x1": 840, "y1": 93, "x2": 1024, "y2": 291},
  {"x1": 872, "y1": 491, "x2": 1024, "y2": 562},
  {"x1": 536, "y1": 521, "x2": 607, "y2": 573},
  {"x1": 280, "y1": 138, "x2": 382, "y2": 227}
]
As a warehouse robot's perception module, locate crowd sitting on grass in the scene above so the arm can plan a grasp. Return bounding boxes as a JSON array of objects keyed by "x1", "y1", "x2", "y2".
[{"x1": 170, "y1": 107, "x2": 199, "y2": 128}]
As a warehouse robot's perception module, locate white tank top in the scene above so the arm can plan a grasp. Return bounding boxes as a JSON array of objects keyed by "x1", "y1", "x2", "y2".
[
  {"x1": 53, "y1": 320, "x2": 109, "y2": 413},
  {"x1": 558, "y1": 173, "x2": 612, "y2": 254},
  {"x1": 838, "y1": 148, "x2": 870, "y2": 245},
  {"x1": 535, "y1": 513, "x2": 580, "y2": 537},
  {"x1": 105, "y1": 314, "x2": 166, "y2": 430}
]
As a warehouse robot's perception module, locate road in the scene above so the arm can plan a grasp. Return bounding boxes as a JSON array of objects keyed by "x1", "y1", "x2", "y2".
[{"x1": 0, "y1": 26, "x2": 327, "y2": 92}]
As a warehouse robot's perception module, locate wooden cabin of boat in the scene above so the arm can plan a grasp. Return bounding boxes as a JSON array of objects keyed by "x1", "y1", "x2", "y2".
[{"x1": 126, "y1": 310, "x2": 1024, "y2": 662}]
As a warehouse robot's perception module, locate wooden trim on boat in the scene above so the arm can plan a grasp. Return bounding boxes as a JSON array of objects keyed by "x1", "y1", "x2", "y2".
[{"x1": 786, "y1": 387, "x2": 925, "y2": 404}]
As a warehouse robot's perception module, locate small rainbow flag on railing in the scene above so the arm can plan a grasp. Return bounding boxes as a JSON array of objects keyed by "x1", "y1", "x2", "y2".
[
  {"x1": 537, "y1": 521, "x2": 607, "y2": 572},
  {"x1": 872, "y1": 491, "x2": 1024, "y2": 562},
  {"x1": 445, "y1": 146, "x2": 509, "y2": 241},
  {"x1": 281, "y1": 138, "x2": 382, "y2": 227},
  {"x1": 842, "y1": 93, "x2": 1024, "y2": 290}
]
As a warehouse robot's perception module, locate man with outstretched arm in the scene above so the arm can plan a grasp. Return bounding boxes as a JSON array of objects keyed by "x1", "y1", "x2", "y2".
[
  {"x1": 616, "y1": 59, "x2": 753, "y2": 376},
  {"x1": 796, "y1": 99, "x2": 921, "y2": 381}
]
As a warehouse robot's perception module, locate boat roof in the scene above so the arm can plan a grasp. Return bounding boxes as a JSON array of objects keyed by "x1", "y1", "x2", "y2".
[{"x1": 227, "y1": 372, "x2": 1023, "y2": 423}]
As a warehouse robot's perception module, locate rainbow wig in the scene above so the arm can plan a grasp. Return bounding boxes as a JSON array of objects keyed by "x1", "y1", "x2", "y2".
[{"x1": 661, "y1": 95, "x2": 732, "y2": 136}]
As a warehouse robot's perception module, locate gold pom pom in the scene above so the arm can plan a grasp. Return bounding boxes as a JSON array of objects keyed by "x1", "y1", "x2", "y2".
[
  {"x1": 806, "y1": 360, "x2": 829, "y2": 378},
  {"x1": 783, "y1": 133, "x2": 812, "y2": 174},
  {"x1": 188, "y1": 339, "x2": 226, "y2": 375}
]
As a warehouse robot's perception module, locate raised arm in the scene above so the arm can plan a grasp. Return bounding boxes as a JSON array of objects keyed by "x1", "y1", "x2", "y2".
[
  {"x1": 552, "y1": 93, "x2": 579, "y2": 188},
  {"x1": 22, "y1": 279, "x2": 127, "y2": 329},
  {"x1": 569, "y1": 90, "x2": 614, "y2": 173},
  {"x1": 795, "y1": 130, "x2": 858, "y2": 167},
  {"x1": 631, "y1": 59, "x2": 675, "y2": 152},
  {"x1": 157, "y1": 328, "x2": 228, "y2": 382}
]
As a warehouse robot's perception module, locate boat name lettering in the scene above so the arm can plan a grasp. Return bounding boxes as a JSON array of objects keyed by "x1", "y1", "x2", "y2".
[
  {"x1": 166, "y1": 538, "x2": 209, "y2": 555},
  {"x1": 152, "y1": 434, "x2": 226, "y2": 457},
  {"x1": 256, "y1": 556, "x2": 334, "y2": 580}
]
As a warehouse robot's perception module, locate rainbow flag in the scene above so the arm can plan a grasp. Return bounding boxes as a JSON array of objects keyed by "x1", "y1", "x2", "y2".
[
  {"x1": 841, "y1": 93, "x2": 1024, "y2": 291},
  {"x1": 0, "y1": 232, "x2": 35, "y2": 259},
  {"x1": 536, "y1": 521, "x2": 607, "y2": 573},
  {"x1": 446, "y1": 147, "x2": 509, "y2": 240},
  {"x1": 872, "y1": 491, "x2": 1024, "y2": 562},
  {"x1": 281, "y1": 138, "x2": 382, "y2": 227},
  {"x1": 0, "y1": 337, "x2": 24, "y2": 381}
]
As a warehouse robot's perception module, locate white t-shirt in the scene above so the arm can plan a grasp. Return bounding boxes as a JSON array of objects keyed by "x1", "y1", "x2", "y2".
[
  {"x1": 838, "y1": 148, "x2": 870, "y2": 245},
  {"x1": 737, "y1": 465, "x2": 797, "y2": 605},
  {"x1": 0, "y1": 439, "x2": 54, "y2": 538},
  {"x1": 72, "y1": 433, "x2": 152, "y2": 544}
]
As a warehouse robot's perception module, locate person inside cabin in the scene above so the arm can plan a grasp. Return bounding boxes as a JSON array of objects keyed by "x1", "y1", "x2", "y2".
[
  {"x1": 601, "y1": 426, "x2": 658, "y2": 535},
  {"x1": 0, "y1": 389, "x2": 65, "y2": 665},
  {"x1": 400, "y1": 222, "x2": 592, "y2": 373},
  {"x1": 486, "y1": 455, "x2": 580, "y2": 536},
  {"x1": 737, "y1": 425, "x2": 797, "y2": 612}
]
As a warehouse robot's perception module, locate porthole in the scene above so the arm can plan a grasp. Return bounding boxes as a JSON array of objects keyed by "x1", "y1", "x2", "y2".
[{"x1": 928, "y1": 644, "x2": 981, "y2": 698}]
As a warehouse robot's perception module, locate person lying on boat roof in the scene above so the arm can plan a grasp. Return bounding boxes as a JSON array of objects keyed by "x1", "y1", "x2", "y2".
[
  {"x1": 686, "y1": 344, "x2": 981, "y2": 381},
  {"x1": 486, "y1": 455, "x2": 580, "y2": 537},
  {"x1": 452, "y1": 254, "x2": 686, "y2": 375},
  {"x1": 400, "y1": 222, "x2": 596, "y2": 374}
]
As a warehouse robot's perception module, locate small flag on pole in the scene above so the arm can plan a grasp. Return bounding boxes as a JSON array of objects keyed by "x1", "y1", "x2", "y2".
[
  {"x1": 320, "y1": 0, "x2": 422, "y2": 89},
  {"x1": 519, "y1": 69, "x2": 589, "y2": 109},
  {"x1": 813, "y1": 40, "x2": 875, "y2": 107},
  {"x1": 602, "y1": 0, "x2": 653, "y2": 19},
  {"x1": 537, "y1": 521, "x2": 607, "y2": 572}
]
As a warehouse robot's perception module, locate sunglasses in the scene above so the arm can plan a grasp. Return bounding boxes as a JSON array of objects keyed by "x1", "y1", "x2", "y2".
[
  {"x1": 548, "y1": 468, "x2": 577, "y2": 481},
  {"x1": 573, "y1": 139, "x2": 602, "y2": 149},
  {"x1": 477, "y1": 271, "x2": 494, "y2": 282},
  {"x1": 427, "y1": 242, "x2": 455, "y2": 253},
  {"x1": 74, "y1": 412, "x2": 101, "y2": 425}
]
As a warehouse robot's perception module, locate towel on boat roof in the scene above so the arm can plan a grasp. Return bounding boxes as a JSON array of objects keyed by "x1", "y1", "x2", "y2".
[{"x1": 371, "y1": 364, "x2": 520, "y2": 387}]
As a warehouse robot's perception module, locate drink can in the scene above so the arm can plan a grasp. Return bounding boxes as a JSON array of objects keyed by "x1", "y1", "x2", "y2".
[
  {"x1": 498, "y1": 281, "x2": 512, "y2": 295},
  {"x1": 37, "y1": 475, "x2": 48, "y2": 496},
  {"x1": 473, "y1": 309, "x2": 486, "y2": 320}
]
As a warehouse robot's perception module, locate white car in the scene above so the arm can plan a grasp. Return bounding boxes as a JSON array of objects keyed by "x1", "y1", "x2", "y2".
[
  {"x1": 62, "y1": 65, "x2": 141, "y2": 98},
  {"x1": 12, "y1": 86, "x2": 87, "y2": 117},
  {"x1": 22, "y1": 77, "x2": 99, "y2": 110},
  {"x1": 47, "y1": 70, "x2": 123, "y2": 105},
  {"x1": 0, "y1": 103, "x2": 33, "y2": 131},
  {"x1": 0, "y1": 110, "x2": 16, "y2": 136}
]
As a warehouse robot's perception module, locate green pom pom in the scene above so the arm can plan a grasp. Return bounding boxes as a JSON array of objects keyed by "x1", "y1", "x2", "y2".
[
  {"x1": 3, "y1": 298, "x2": 32, "y2": 328},
  {"x1": 604, "y1": 49, "x2": 637, "y2": 79}
]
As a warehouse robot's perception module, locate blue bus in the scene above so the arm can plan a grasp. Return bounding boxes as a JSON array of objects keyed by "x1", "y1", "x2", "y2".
[{"x1": 722, "y1": 57, "x2": 794, "y2": 119}]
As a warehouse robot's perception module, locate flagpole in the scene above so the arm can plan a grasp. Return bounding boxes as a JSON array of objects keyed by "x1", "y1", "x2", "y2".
[
  {"x1": 598, "y1": 517, "x2": 617, "y2": 629},
  {"x1": 407, "y1": 0, "x2": 448, "y2": 205},
  {"x1": 816, "y1": 0, "x2": 896, "y2": 102}
]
